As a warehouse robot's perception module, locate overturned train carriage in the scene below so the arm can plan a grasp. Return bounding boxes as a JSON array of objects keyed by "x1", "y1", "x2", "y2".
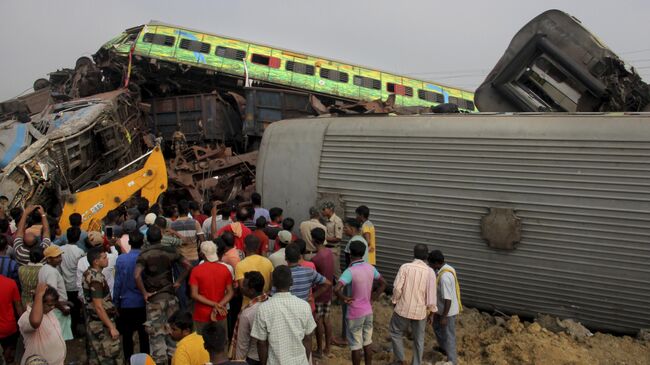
[
  {"x1": 257, "y1": 114, "x2": 650, "y2": 334},
  {"x1": 0, "y1": 90, "x2": 145, "y2": 213}
]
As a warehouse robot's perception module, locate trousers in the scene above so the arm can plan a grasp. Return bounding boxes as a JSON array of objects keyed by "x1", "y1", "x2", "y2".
[
  {"x1": 389, "y1": 312, "x2": 426, "y2": 365},
  {"x1": 86, "y1": 319, "x2": 124, "y2": 365},
  {"x1": 118, "y1": 307, "x2": 150, "y2": 360},
  {"x1": 433, "y1": 315, "x2": 457, "y2": 364},
  {"x1": 145, "y1": 296, "x2": 179, "y2": 364}
]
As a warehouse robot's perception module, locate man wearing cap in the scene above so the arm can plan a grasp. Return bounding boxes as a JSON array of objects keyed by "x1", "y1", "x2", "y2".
[
  {"x1": 76, "y1": 231, "x2": 119, "y2": 303},
  {"x1": 299, "y1": 207, "x2": 327, "y2": 261},
  {"x1": 140, "y1": 213, "x2": 156, "y2": 235},
  {"x1": 38, "y1": 245, "x2": 73, "y2": 340},
  {"x1": 321, "y1": 201, "x2": 344, "y2": 278},
  {"x1": 189, "y1": 241, "x2": 234, "y2": 334},
  {"x1": 269, "y1": 230, "x2": 292, "y2": 268}
]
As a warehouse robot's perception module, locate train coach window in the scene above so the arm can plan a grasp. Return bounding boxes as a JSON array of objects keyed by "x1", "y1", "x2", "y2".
[
  {"x1": 251, "y1": 54, "x2": 281, "y2": 68},
  {"x1": 418, "y1": 89, "x2": 445, "y2": 103},
  {"x1": 286, "y1": 61, "x2": 315, "y2": 75},
  {"x1": 448, "y1": 96, "x2": 475, "y2": 110},
  {"x1": 387, "y1": 83, "x2": 413, "y2": 97},
  {"x1": 179, "y1": 39, "x2": 211, "y2": 54},
  {"x1": 216, "y1": 46, "x2": 247, "y2": 61},
  {"x1": 142, "y1": 33, "x2": 176, "y2": 47},
  {"x1": 319, "y1": 68, "x2": 349, "y2": 83},
  {"x1": 353, "y1": 75, "x2": 381, "y2": 90}
]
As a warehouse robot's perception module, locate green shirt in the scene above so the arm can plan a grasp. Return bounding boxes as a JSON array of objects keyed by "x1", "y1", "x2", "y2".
[{"x1": 82, "y1": 267, "x2": 117, "y2": 321}]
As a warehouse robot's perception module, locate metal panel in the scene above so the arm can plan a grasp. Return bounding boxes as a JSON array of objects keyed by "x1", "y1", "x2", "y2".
[{"x1": 291, "y1": 113, "x2": 650, "y2": 334}]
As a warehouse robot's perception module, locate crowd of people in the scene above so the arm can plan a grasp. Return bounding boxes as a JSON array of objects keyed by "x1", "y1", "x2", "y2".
[{"x1": 0, "y1": 192, "x2": 462, "y2": 365}]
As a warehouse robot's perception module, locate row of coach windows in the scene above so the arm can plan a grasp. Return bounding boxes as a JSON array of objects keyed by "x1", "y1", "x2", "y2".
[{"x1": 142, "y1": 33, "x2": 473, "y2": 108}]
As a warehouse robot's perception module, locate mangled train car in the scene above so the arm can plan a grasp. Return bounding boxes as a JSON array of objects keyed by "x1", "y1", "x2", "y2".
[
  {"x1": 0, "y1": 90, "x2": 146, "y2": 214},
  {"x1": 475, "y1": 10, "x2": 650, "y2": 112}
]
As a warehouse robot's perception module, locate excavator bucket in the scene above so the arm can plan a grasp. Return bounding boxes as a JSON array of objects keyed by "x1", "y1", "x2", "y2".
[{"x1": 59, "y1": 145, "x2": 168, "y2": 232}]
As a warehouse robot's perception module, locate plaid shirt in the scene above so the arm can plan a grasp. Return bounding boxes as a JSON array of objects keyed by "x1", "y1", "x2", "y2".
[{"x1": 251, "y1": 292, "x2": 316, "y2": 365}]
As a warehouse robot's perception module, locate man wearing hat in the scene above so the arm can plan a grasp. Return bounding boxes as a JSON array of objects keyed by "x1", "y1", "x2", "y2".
[
  {"x1": 140, "y1": 213, "x2": 157, "y2": 236},
  {"x1": 38, "y1": 245, "x2": 73, "y2": 340},
  {"x1": 189, "y1": 241, "x2": 234, "y2": 334},
  {"x1": 269, "y1": 230, "x2": 292, "y2": 268}
]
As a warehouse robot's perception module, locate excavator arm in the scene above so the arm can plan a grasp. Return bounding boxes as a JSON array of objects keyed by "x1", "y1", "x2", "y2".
[{"x1": 59, "y1": 145, "x2": 167, "y2": 232}]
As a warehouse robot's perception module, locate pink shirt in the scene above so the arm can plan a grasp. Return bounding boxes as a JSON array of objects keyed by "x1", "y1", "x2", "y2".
[
  {"x1": 18, "y1": 307, "x2": 66, "y2": 365},
  {"x1": 339, "y1": 260, "x2": 381, "y2": 319},
  {"x1": 392, "y1": 259, "x2": 437, "y2": 320}
]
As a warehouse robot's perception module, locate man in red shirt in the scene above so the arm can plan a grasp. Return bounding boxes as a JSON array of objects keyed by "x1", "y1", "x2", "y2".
[
  {"x1": 252, "y1": 217, "x2": 270, "y2": 256},
  {"x1": 0, "y1": 274, "x2": 24, "y2": 362},
  {"x1": 189, "y1": 241, "x2": 234, "y2": 334},
  {"x1": 309, "y1": 228, "x2": 335, "y2": 358},
  {"x1": 217, "y1": 208, "x2": 252, "y2": 251}
]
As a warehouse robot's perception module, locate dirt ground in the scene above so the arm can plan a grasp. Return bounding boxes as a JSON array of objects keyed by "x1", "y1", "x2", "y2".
[
  {"x1": 63, "y1": 296, "x2": 650, "y2": 365},
  {"x1": 316, "y1": 296, "x2": 650, "y2": 365}
]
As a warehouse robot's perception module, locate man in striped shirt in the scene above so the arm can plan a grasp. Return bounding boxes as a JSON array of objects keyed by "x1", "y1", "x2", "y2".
[
  {"x1": 170, "y1": 200, "x2": 204, "y2": 261},
  {"x1": 285, "y1": 243, "x2": 332, "y2": 302},
  {"x1": 13, "y1": 205, "x2": 51, "y2": 266},
  {"x1": 390, "y1": 244, "x2": 437, "y2": 365}
]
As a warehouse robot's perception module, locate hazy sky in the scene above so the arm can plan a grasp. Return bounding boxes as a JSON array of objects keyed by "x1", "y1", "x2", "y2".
[{"x1": 1, "y1": 0, "x2": 649, "y2": 101}]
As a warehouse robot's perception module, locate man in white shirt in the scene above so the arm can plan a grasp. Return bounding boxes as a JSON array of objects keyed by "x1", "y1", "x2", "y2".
[
  {"x1": 428, "y1": 250, "x2": 461, "y2": 365},
  {"x1": 59, "y1": 227, "x2": 85, "y2": 336},
  {"x1": 268, "y1": 231, "x2": 291, "y2": 268},
  {"x1": 251, "y1": 265, "x2": 315, "y2": 365}
]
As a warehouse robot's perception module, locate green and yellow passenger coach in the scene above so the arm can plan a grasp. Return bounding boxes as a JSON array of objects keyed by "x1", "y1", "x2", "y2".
[{"x1": 102, "y1": 21, "x2": 477, "y2": 111}]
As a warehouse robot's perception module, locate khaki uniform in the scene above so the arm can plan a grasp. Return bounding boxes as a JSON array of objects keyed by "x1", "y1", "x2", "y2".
[
  {"x1": 299, "y1": 218, "x2": 327, "y2": 260},
  {"x1": 82, "y1": 268, "x2": 124, "y2": 365}
]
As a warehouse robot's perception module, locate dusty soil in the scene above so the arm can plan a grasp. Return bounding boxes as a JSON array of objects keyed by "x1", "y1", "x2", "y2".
[
  {"x1": 316, "y1": 296, "x2": 650, "y2": 365},
  {"x1": 63, "y1": 296, "x2": 650, "y2": 365}
]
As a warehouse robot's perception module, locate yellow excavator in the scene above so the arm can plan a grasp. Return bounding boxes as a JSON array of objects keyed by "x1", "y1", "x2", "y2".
[{"x1": 59, "y1": 145, "x2": 167, "y2": 232}]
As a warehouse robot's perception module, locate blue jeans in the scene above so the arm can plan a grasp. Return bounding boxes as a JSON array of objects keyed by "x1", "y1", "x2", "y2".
[{"x1": 433, "y1": 314, "x2": 457, "y2": 364}]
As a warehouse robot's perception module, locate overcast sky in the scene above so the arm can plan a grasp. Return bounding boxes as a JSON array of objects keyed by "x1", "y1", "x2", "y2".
[{"x1": 1, "y1": 0, "x2": 649, "y2": 101}]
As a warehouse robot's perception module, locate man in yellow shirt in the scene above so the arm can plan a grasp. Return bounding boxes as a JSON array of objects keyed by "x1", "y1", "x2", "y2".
[
  {"x1": 356, "y1": 205, "x2": 376, "y2": 265},
  {"x1": 235, "y1": 235, "x2": 274, "y2": 306},
  {"x1": 168, "y1": 310, "x2": 209, "y2": 365}
]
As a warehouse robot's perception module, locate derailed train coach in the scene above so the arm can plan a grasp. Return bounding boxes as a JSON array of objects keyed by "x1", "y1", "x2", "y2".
[
  {"x1": 256, "y1": 113, "x2": 650, "y2": 334},
  {"x1": 0, "y1": 89, "x2": 145, "y2": 215},
  {"x1": 256, "y1": 9, "x2": 650, "y2": 334}
]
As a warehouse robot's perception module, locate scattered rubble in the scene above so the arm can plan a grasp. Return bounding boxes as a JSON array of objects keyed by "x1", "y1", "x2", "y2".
[{"x1": 310, "y1": 300, "x2": 650, "y2": 365}]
